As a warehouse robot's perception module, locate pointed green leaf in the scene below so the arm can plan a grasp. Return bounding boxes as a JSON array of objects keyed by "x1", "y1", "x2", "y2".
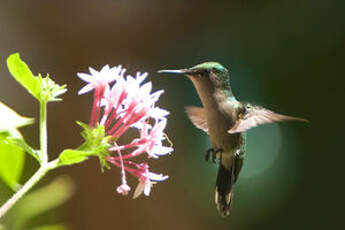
[
  {"x1": 0, "y1": 132, "x2": 25, "y2": 190},
  {"x1": 6, "y1": 53, "x2": 40, "y2": 100},
  {"x1": 7, "y1": 137, "x2": 40, "y2": 163},
  {"x1": 7, "y1": 53, "x2": 67, "y2": 102},
  {"x1": 6, "y1": 177, "x2": 74, "y2": 230},
  {"x1": 0, "y1": 102, "x2": 39, "y2": 163},
  {"x1": 0, "y1": 102, "x2": 34, "y2": 132},
  {"x1": 57, "y1": 122, "x2": 112, "y2": 168},
  {"x1": 32, "y1": 225, "x2": 67, "y2": 230},
  {"x1": 57, "y1": 149, "x2": 95, "y2": 166}
]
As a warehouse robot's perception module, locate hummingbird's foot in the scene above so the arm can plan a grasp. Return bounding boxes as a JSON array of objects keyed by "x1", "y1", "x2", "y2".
[
  {"x1": 205, "y1": 148, "x2": 223, "y2": 163},
  {"x1": 213, "y1": 149, "x2": 223, "y2": 163},
  {"x1": 205, "y1": 148, "x2": 214, "y2": 162}
]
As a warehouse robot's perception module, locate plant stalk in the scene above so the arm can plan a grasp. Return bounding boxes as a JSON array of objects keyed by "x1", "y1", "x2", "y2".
[
  {"x1": 40, "y1": 101, "x2": 48, "y2": 163},
  {"x1": 0, "y1": 160, "x2": 58, "y2": 219},
  {"x1": 0, "y1": 101, "x2": 55, "y2": 219}
]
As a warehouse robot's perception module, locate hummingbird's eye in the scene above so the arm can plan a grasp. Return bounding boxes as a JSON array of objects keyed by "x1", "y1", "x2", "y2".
[
  {"x1": 204, "y1": 69, "x2": 211, "y2": 74},
  {"x1": 194, "y1": 69, "x2": 209, "y2": 76}
]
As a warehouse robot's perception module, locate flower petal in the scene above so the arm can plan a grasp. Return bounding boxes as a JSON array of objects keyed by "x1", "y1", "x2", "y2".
[
  {"x1": 116, "y1": 183, "x2": 131, "y2": 195},
  {"x1": 136, "y1": 72, "x2": 148, "y2": 83},
  {"x1": 151, "y1": 146, "x2": 173, "y2": 156},
  {"x1": 140, "y1": 82, "x2": 152, "y2": 96},
  {"x1": 133, "y1": 181, "x2": 145, "y2": 199},
  {"x1": 148, "y1": 172, "x2": 169, "y2": 181},
  {"x1": 77, "y1": 73, "x2": 94, "y2": 83},
  {"x1": 78, "y1": 84, "x2": 94, "y2": 95},
  {"x1": 89, "y1": 67, "x2": 98, "y2": 76},
  {"x1": 149, "y1": 107, "x2": 170, "y2": 119},
  {"x1": 150, "y1": 90, "x2": 164, "y2": 101},
  {"x1": 144, "y1": 182, "x2": 152, "y2": 196},
  {"x1": 101, "y1": 64, "x2": 110, "y2": 73}
]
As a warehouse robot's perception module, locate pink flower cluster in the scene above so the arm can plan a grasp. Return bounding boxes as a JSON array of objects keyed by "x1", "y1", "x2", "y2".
[{"x1": 78, "y1": 65, "x2": 172, "y2": 198}]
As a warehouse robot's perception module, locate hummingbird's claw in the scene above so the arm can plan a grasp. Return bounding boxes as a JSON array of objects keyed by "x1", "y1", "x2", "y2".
[
  {"x1": 213, "y1": 149, "x2": 223, "y2": 163},
  {"x1": 205, "y1": 148, "x2": 213, "y2": 162},
  {"x1": 205, "y1": 148, "x2": 223, "y2": 163}
]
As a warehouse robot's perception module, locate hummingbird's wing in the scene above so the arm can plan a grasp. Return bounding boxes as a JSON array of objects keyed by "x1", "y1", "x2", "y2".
[
  {"x1": 228, "y1": 104, "x2": 308, "y2": 134},
  {"x1": 185, "y1": 106, "x2": 208, "y2": 133}
]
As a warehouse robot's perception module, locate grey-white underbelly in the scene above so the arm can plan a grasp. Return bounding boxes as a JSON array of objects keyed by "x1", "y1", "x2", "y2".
[{"x1": 207, "y1": 111, "x2": 241, "y2": 155}]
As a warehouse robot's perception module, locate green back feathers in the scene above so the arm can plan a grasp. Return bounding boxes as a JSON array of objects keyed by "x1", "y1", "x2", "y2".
[
  {"x1": 190, "y1": 62, "x2": 230, "y2": 90},
  {"x1": 190, "y1": 62, "x2": 228, "y2": 73}
]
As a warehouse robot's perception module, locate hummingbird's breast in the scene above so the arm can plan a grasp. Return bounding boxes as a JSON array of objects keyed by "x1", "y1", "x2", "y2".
[
  {"x1": 206, "y1": 93, "x2": 241, "y2": 153},
  {"x1": 189, "y1": 77, "x2": 241, "y2": 153}
]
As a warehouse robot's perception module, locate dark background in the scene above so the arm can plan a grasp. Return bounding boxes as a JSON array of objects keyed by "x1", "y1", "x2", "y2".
[{"x1": 0, "y1": 0, "x2": 344, "y2": 229}]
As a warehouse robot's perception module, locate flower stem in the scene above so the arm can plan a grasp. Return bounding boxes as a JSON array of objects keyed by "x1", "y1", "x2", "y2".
[
  {"x1": 0, "y1": 159, "x2": 59, "y2": 219},
  {"x1": 0, "y1": 101, "x2": 55, "y2": 219},
  {"x1": 40, "y1": 101, "x2": 48, "y2": 163}
]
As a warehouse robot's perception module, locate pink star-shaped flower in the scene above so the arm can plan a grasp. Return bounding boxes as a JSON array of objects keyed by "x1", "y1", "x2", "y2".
[
  {"x1": 132, "y1": 163, "x2": 169, "y2": 198},
  {"x1": 77, "y1": 65, "x2": 124, "y2": 95},
  {"x1": 78, "y1": 65, "x2": 172, "y2": 198}
]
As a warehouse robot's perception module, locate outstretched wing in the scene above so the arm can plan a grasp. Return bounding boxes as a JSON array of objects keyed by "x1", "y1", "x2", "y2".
[
  {"x1": 185, "y1": 106, "x2": 208, "y2": 133},
  {"x1": 228, "y1": 104, "x2": 308, "y2": 134}
]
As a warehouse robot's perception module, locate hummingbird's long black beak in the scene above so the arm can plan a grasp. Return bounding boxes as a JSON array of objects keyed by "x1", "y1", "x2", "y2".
[{"x1": 157, "y1": 69, "x2": 191, "y2": 75}]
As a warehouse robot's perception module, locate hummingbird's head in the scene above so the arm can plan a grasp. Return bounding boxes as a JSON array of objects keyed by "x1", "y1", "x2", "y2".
[{"x1": 158, "y1": 62, "x2": 230, "y2": 90}]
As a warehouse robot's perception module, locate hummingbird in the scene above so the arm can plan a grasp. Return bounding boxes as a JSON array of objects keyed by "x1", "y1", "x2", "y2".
[{"x1": 158, "y1": 62, "x2": 308, "y2": 217}]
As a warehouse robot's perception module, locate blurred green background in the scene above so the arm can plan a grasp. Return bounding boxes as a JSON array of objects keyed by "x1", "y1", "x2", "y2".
[{"x1": 0, "y1": 0, "x2": 344, "y2": 229}]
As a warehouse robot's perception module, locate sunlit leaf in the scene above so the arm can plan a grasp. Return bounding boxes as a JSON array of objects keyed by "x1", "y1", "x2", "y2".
[
  {"x1": 57, "y1": 122, "x2": 111, "y2": 168},
  {"x1": 0, "y1": 132, "x2": 25, "y2": 191},
  {"x1": 6, "y1": 53, "x2": 67, "y2": 102},
  {"x1": 0, "y1": 102, "x2": 39, "y2": 164},
  {"x1": 32, "y1": 225, "x2": 68, "y2": 230},
  {"x1": 6, "y1": 53, "x2": 40, "y2": 100},
  {"x1": 57, "y1": 149, "x2": 94, "y2": 166},
  {"x1": 0, "y1": 102, "x2": 34, "y2": 132},
  {"x1": 7, "y1": 177, "x2": 74, "y2": 230},
  {"x1": 7, "y1": 137, "x2": 40, "y2": 163}
]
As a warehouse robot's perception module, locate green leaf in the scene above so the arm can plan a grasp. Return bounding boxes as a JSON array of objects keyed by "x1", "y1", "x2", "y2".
[
  {"x1": 6, "y1": 53, "x2": 40, "y2": 100},
  {"x1": 57, "y1": 122, "x2": 112, "y2": 168},
  {"x1": 0, "y1": 132, "x2": 25, "y2": 190},
  {"x1": 57, "y1": 149, "x2": 94, "y2": 166},
  {"x1": 0, "y1": 102, "x2": 34, "y2": 132},
  {"x1": 7, "y1": 137, "x2": 40, "y2": 163},
  {"x1": 32, "y1": 225, "x2": 68, "y2": 230},
  {"x1": 6, "y1": 53, "x2": 67, "y2": 102},
  {"x1": 5, "y1": 177, "x2": 74, "y2": 230},
  {"x1": 0, "y1": 102, "x2": 39, "y2": 164}
]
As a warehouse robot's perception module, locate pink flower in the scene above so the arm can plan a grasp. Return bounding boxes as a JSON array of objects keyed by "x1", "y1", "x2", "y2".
[
  {"x1": 77, "y1": 65, "x2": 124, "y2": 95},
  {"x1": 116, "y1": 183, "x2": 131, "y2": 195},
  {"x1": 78, "y1": 65, "x2": 125, "y2": 127},
  {"x1": 133, "y1": 163, "x2": 169, "y2": 198},
  {"x1": 109, "y1": 119, "x2": 173, "y2": 159},
  {"x1": 78, "y1": 65, "x2": 172, "y2": 198},
  {"x1": 110, "y1": 120, "x2": 173, "y2": 159},
  {"x1": 100, "y1": 77, "x2": 126, "y2": 125},
  {"x1": 139, "y1": 120, "x2": 173, "y2": 158}
]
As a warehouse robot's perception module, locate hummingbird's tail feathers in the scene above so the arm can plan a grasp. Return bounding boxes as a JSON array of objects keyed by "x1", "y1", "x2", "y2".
[
  {"x1": 215, "y1": 163, "x2": 235, "y2": 217},
  {"x1": 228, "y1": 105, "x2": 309, "y2": 134}
]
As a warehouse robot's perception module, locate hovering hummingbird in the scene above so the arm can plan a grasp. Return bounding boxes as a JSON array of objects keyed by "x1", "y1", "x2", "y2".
[{"x1": 158, "y1": 62, "x2": 308, "y2": 217}]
